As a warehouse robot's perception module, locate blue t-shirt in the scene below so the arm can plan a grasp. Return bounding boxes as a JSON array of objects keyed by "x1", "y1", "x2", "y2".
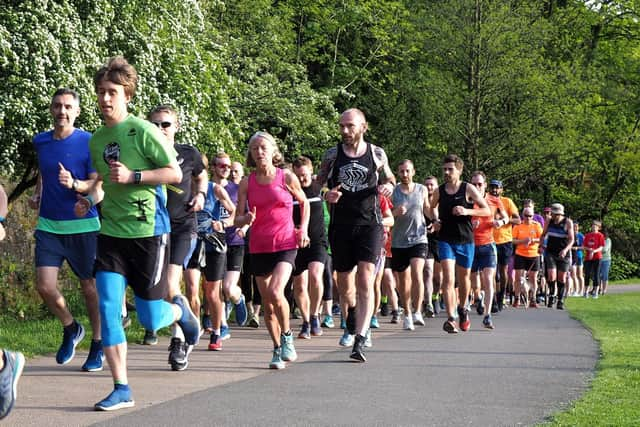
[
  {"x1": 574, "y1": 232, "x2": 584, "y2": 262},
  {"x1": 33, "y1": 129, "x2": 100, "y2": 234}
]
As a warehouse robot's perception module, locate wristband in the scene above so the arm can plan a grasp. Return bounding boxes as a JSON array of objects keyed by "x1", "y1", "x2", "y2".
[
  {"x1": 72, "y1": 179, "x2": 79, "y2": 191},
  {"x1": 134, "y1": 170, "x2": 142, "y2": 184},
  {"x1": 84, "y1": 195, "x2": 95, "y2": 208}
]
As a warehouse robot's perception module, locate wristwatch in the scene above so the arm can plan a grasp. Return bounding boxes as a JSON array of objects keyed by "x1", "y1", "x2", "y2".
[{"x1": 72, "y1": 179, "x2": 79, "y2": 191}]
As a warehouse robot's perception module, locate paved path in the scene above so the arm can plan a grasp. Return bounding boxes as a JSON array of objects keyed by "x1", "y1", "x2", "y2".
[{"x1": 5, "y1": 294, "x2": 609, "y2": 427}]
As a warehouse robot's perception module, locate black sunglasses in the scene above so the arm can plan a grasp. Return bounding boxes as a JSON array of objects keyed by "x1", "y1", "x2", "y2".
[{"x1": 152, "y1": 121, "x2": 173, "y2": 129}]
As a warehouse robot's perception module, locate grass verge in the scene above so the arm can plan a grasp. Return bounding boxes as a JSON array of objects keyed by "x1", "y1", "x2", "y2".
[{"x1": 543, "y1": 292, "x2": 640, "y2": 426}]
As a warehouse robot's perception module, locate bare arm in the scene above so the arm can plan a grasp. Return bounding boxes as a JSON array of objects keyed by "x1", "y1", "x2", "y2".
[
  {"x1": 187, "y1": 168, "x2": 209, "y2": 213},
  {"x1": 285, "y1": 169, "x2": 310, "y2": 247},
  {"x1": 459, "y1": 183, "x2": 490, "y2": 217},
  {"x1": 233, "y1": 177, "x2": 255, "y2": 228},
  {"x1": 108, "y1": 160, "x2": 183, "y2": 186},
  {"x1": 57, "y1": 162, "x2": 98, "y2": 193},
  {"x1": 561, "y1": 219, "x2": 575, "y2": 258},
  {"x1": 314, "y1": 147, "x2": 337, "y2": 186},
  {"x1": 213, "y1": 184, "x2": 236, "y2": 229},
  {"x1": 373, "y1": 145, "x2": 395, "y2": 196},
  {"x1": 74, "y1": 175, "x2": 105, "y2": 217}
]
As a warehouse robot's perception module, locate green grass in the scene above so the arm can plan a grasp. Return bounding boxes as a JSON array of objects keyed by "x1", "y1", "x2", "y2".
[
  {"x1": 610, "y1": 278, "x2": 640, "y2": 285},
  {"x1": 543, "y1": 292, "x2": 640, "y2": 426}
]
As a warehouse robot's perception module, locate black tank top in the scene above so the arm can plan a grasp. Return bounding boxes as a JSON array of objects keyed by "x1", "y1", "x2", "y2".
[
  {"x1": 328, "y1": 143, "x2": 381, "y2": 226},
  {"x1": 546, "y1": 217, "x2": 569, "y2": 255},
  {"x1": 438, "y1": 182, "x2": 474, "y2": 244},
  {"x1": 293, "y1": 181, "x2": 327, "y2": 247}
]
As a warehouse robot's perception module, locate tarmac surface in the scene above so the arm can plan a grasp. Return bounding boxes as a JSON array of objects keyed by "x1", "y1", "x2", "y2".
[{"x1": 6, "y1": 291, "x2": 618, "y2": 427}]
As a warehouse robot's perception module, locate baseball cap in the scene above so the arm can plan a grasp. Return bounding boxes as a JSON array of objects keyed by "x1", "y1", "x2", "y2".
[
  {"x1": 550, "y1": 203, "x2": 565, "y2": 215},
  {"x1": 543, "y1": 206, "x2": 552, "y2": 213},
  {"x1": 489, "y1": 179, "x2": 502, "y2": 188}
]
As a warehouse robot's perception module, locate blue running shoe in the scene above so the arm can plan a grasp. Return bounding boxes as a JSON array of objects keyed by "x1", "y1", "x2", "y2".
[
  {"x1": 235, "y1": 295, "x2": 248, "y2": 326},
  {"x1": 310, "y1": 315, "x2": 323, "y2": 336},
  {"x1": 321, "y1": 315, "x2": 335, "y2": 328},
  {"x1": 370, "y1": 316, "x2": 380, "y2": 329},
  {"x1": 332, "y1": 304, "x2": 341, "y2": 316},
  {"x1": 340, "y1": 316, "x2": 346, "y2": 330},
  {"x1": 173, "y1": 295, "x2": 200, "y2": 346},
  {"x1": 202, "y1": 315, "x2": 213, "y2": 332},
  {"x1": 82, "y1": 340, "x2": 104, "y2": 372},
  {"x1": 94, "y1": 385, "x2": 135, "y2": 411},
  {"x1": 56, "y1": 322, "x2": 85, "y2": 365},
  {"x1": 339, "y1": 330, "x2": 354, "y2": 347},
  {"x1": 280, "y1": 333, "x2": 297, "y2": 362},
  {"x1": 0, "y1": 350, "x2": 25, "y2": 420},
  {"x1": 220, "y1": 324, "x2": 231, "y2": 341},
  {"x1": 298, "y1": 322, "x2": 310, "y2": 339},
  {"x1": 269, "y1": 348, "x2": 285, "y2": 370},
  {"x1": 225, "y1": 301, "x2": 233, "y2": 321}
]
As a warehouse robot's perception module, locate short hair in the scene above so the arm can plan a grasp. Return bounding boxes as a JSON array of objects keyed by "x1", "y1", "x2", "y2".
[
  {"x1": 94, "y1": 56, "x2": 138, "y2": 98},
  {"x1": 424, "y1": 175, "x2": 438, "y2": 182},
  {"x1": 522, "y1": 198, "x2": 534, "y2": 207},
  {"x1": 214, "y1": 152, "x2": 231, "y2": 163},
  {"x1": 51, "y1": 88, "x2": 80, "y2": 104},
  {"x1": 442, "y1": 154, "x2": 464, "y2": 171},
  {"x1": 246, "y1": 131, "x2": 284, "y2": 168},
  {"x1": 147, "y1": 104, "x2": 178, "y2": 121},
  {"x1": 471, "y1": 170, "x2": 486, "y2": 181},
  {"x1": 293, "y1": 156, "x2": 313, "y2": 169},
  {"x1": 397, "y1": 159, "x2": 414, "y2": 170},
  {"x1": 593, "y1": 220, "x2": 602, "y2": 228}
]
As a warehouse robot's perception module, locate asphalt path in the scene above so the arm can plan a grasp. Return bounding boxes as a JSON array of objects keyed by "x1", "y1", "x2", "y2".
[{"x1": 5, "y1": 292, "x2": 609, "y2": 427}]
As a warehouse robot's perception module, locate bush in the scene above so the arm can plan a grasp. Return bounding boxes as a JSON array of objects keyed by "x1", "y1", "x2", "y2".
[{"x1": 609, "y1": 253, "x2": 640, "y2": 282}]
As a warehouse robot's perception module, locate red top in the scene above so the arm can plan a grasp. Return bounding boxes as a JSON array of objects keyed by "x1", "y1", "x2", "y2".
[
  {"x1": 583, "y1": 231, "x2": 605, "y2": 261},
  {"x1": 247, "y1": 168, "x2": 297, "y2": 254},
  {"x1": 473, "y1": 194, "x2": 504, "y2": 246}
]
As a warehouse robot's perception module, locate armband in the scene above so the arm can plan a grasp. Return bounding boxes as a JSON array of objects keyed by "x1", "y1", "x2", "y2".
[{"x1": 134, "y1": 170, "x2": 142, "y2": 184}]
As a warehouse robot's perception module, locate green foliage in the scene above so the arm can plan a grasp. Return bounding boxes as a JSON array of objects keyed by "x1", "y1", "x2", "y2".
[{"x1": 609, "y1": 253, "x2": 640, "y2": 281}]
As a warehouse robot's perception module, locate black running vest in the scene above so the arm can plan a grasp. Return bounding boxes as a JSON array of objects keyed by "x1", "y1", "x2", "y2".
[{"x1": 437, "y1": 182, "x2": 474, "y2": 244}]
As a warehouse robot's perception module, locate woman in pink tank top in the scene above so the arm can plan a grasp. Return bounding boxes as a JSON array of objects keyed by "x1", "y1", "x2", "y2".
[{"x1": 235, "y1": 131, "x2": 309, "y2": 370}]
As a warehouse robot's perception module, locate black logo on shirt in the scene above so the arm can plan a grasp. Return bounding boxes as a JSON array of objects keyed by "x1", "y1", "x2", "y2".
[{"x1": 127, "y1": 128, "x2": 137, "y2": 136}]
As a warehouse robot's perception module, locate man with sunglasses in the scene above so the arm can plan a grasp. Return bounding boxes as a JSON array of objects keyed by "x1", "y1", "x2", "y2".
[
  {"x1": 29, "y1": 88, "x2": 103, "y2": 372},
  {"x1": 146, "y1": 105, "x2": 208, "y2": 371}
]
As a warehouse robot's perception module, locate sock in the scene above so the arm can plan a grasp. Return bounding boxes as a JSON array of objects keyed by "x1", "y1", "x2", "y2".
[
  {"x1": 557, "y1": 282, "x2": 565, "y2": 300},
  {"x1": 381, "y1": 295, "x2": 388, "y2": 304},
  {"x1": 213, "y1": 328, "x2": 220, "y2": 336},
  {"x1": 346, "y1": 306, "x2": 356, "y2": 335},
  {"x1": 171, "y1": 323, "x2": 185, "y2": 341}
]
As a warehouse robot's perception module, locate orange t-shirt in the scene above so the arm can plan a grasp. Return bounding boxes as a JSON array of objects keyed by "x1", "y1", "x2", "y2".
[
  {"x1": 473, "y1": 194, "x2": 504, "y2": 246},
  {"x1": 512, "y1": 222, "x2": 543, "y2": 257},
  {"x1": 492, "y1": 196, "x2": 518, "y2": 244}
]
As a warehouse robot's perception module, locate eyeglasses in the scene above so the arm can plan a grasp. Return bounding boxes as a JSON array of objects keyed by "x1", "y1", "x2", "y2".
[
  {"x1": 152, "y1": 121, "x2": 173, "y2": 129},
  {"x1": 216, "y1": 164, "x2": 231, "y2": 170}
]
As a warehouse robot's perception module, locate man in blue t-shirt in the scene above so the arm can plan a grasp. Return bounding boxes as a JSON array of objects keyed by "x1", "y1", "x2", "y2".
[{"x1": 29, "y1": 88, "x2": 103, "y2": 371}]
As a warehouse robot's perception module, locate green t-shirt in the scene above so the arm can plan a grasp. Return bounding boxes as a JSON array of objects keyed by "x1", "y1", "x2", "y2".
[{"x1": 90, "y1": 115, "x2": 177, "y2": 238}]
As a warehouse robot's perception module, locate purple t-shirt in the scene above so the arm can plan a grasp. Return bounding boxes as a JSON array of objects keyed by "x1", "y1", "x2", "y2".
[{"x1": 222, "y1": 181, "x2": 245, "y2": 246}]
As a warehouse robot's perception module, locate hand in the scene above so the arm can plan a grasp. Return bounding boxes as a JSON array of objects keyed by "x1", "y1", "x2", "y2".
[
  {"x1": 492, "y1": 219, "x2": 502, "y2": 228},
  {"x1": 525, "y1": 237, "x2": 532, "y2": 246},
  {"x1": 74, "y1": 195, "x2": 91, "y2": 217},
  {"x1": 377, "y1": 182, "x2": 393, "y2": 198},
  {"x1": 58, "y1": 162, "x2": 74, "y2": 189},
  {"x1": 212, "y1": 220, "x2": 225, "y2": 232},
  {"x1": 235, "y1": 227, "x2": 246, "y2": 239},
  {"x1": 188, "y1": 193, "x2": 205, "y2": 213},
  {"x1": 296, "y1": 228, "x2": 310, "y2": 248},
  {"x1": 395, "y1": 205, "x2": 407, "y2": 216},
  {"x1": 452, "y1": 205, "x2": 466, "y2": 216},
  {"x1": 108, "y1": 161, "x2": 133, "y2": 184},
  {"x1": 325, "y1": 185, "x2": 342, "y2": 204},
  {"x1": 28, "y1": 194, "x2": 40, "y2": 210},
  {"x1": 245, "y1": 206, "x2": 257, "y2": 227}
]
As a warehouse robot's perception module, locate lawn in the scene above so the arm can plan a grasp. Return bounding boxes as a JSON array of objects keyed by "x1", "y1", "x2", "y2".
[{"x1": 543, "y1": 291, "x2": 640, "y2": 426}]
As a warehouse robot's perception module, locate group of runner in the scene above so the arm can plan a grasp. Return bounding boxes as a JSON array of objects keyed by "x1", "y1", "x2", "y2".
[{"x1": 0, "y1": 56, "x2": 613, "y2": 417}]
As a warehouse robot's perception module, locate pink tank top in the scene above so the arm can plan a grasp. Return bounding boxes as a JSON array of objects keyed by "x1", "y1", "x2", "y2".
[{"x1": 247, "y1": 168, "x2": 297, "y2": 254}]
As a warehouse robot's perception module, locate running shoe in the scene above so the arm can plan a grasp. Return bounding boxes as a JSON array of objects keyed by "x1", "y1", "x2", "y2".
[
  {"x1": 208, "y1": 334, "x2": 222, "y2": 351},
  {"x1": 476, "y1": 294, "x2": 485, "y2": 315},
  {"x1": 364, "y1": 329, "x2": 372, "y2": 348},
  {"x1": 443, "y1": 318, "x2": 459, "y2": 334},
  {"x1": 56, "y1": 321, "x2": 85, "y2": 365},
  {"x1": 340, "y1": 316, "x2": 346, "y2": 330},
  {"x1": 459, "y1": 307, "x2": 471, "y2": 331},
  {"x1": 592, "y1": 293, "x2": 599, "y2": 300},
  {"x1": 0, "y1": 350, "x2": 25, "y2": 420},
  {"x1": 403, "y1": 314, "x2": 415, "y2": 331},
  {"x1": 547, "y1": 295, "x2": 555, "y2": 308},
  {"x1": 482, "y1": 315, "x2": 494, "y2": 330},
  {"x1": 173, "y1": 294, "x2": 201, "y2": 345},
  {"x1": 121, "y1": 314, "x2": 131, "y2": 329},
  {"x1": 413, "y1": 311, "x2": 425, "y2": 326},
  {"x1": 225, "y1": 300, "x2": 233, "y2": 321},
  {"x1": 234, "y1": 295, "x2": 248, "y2": 326},
  {"x1": 269, "y1": 348, "x2": 285, "y2": 370},
  {"x1": 280, "y1": 333, "x2": 297, "y2": 362},
  {"x1": 202, "y1": 314, "x2": 213, "y2": 332},
  {"x1": 94, "y1": 385, "x2": 135, "y2": 411},
  {"x1": 298, "y1": 322, "x2": 311, "y2": 339},
  {"x1": 310, "y1": 316, "x2": 323, "y2": 336},
  {"x1": 349, "y1": 334, "x2": 366, "y2": 362},
  {"x1": 380, "y1": 302, "x2": 389, "y2": 316},
  {"x1": 81, "y1": 340, "x2": 104, "y2": 372},
  {"x1": 332, "y1": 304, "x2": 341, "y2": 316},
  {"x1": 390, "y1": 310, "x2": 399, "y2": 324},
  {"x1": 529, "y1": 300, "x2": 539, "y2": 309},
  {"x1": 370, "y1": 316, "x2": 380, "y2": 329},
  {"x1": 556, "y1": 300, "x2": 564, "y2": 310},
  {"x1": 339, "y1": 330, "x2": 354, "y2": 347},
  {"x1": 247, "y1": 313, "x2": 260, "y2": 328},
  {"x1": 321, "y1": 315, "x2": 334, "y2": 328},
  {"x1": 512, "y1": 300, "x2": 520, "y2": 308},
  {"x1": 220, "y1": 324, "x2": 231, "y2": 340},
  {"x1": 432, "y1": 298, "x2": 440, "y2": 315},
  {"x1": 424, "y1": 304, "x2": 435, "y2": 318},
  {"x1": 168, "y1": 337, "x2": 188, "y2": 370},
  {"x1": 142, "y1": 330, "x2": 158, "y2": 346}
]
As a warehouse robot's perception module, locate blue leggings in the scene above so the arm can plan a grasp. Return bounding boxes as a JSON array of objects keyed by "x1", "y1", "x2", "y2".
[{"x1": 96, "y1": 271, "x2": 176, "y2": 346}]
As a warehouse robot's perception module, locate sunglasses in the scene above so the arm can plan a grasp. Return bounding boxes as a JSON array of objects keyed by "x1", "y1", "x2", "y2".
[
  {"x1": 216, "y1": 163, "x2": 231, "y2": 169},
  {"x1": 152, "y1": 121, "x2": 173, "y2": 129}
]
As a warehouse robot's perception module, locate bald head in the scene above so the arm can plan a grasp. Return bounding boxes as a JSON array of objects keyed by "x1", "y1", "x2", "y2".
[{"x1": 339, "y1": 108, "x2": 368, "y2": 146}]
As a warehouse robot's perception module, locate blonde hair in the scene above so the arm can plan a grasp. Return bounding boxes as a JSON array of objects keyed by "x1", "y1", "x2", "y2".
[{"x1": 246, "y1": 131, "x2": 284, "y2": 167}]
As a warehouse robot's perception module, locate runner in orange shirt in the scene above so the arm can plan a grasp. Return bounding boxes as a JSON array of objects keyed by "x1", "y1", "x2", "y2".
[{"x1": 512, "y1": 207, "x2": 543, "y2": 308}]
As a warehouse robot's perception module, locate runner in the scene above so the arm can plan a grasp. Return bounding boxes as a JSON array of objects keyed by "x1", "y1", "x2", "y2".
[
  {"x1": 583, "y1": 220, "x2": 605, "y2": 298},
  {"x1": 76, "y1": 56, "x2": 200, "y2": 410},
  {"x1": 234, "y1": 131, "x2": 309, "y2": 369},
  {"x1": 429, "y1": 155, "x2": 491, "y2": 333},
  {"x1": 599, "y1": 229, "x2": 612, "y2": 295},
  {"x1": 539, "y1": 203, "x2": 574, "y2": 310},
  {"x1": 29, "y1": 88, "x2": 102, "y2": 371},
  {"x1": 423, "y1": 176, "x2": 442, "y2": 316},
  {"x1": 470, "y1": 171, "x2": 506, "y2": 328},
  {"x1": 571, "y1": 222, "x2": 585, "y2": 297},
  {"x1": 291, "y1": 156, "x2": 328, "y2": 339},
  {"x1": 316, "y1": 108, "x2": 395, "y2": 362},
  {"x1": 147, "y1": 104, "x2": 208, "y2": 371},
  {"x1": 512, "y1": 207, "x2": 543, "y2": 308},
  {"x1": 391, "y1": 160, "x2": 430, "y2": 331}
]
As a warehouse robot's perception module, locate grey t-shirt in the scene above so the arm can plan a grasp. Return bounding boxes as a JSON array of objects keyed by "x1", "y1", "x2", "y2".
[{"x1": 391, "y1": 183, "x2": 428, "y2": 248}]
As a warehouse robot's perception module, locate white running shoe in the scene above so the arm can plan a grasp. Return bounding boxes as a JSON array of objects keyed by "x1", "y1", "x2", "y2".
[
  {"x1": 403, "y1": 315, "x2": 415, "y2": 331},
  {"x1": 413, "y1": 311, "x2": 425, "y2": 326}
]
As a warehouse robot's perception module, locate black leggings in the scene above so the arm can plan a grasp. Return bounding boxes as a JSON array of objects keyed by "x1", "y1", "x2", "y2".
[{"x1": 584, "y1": 259, "x2": 601, "y2": 290}]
